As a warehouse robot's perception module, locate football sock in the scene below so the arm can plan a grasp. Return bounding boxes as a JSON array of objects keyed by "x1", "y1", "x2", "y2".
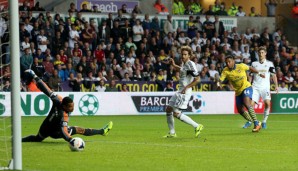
[
  {"x1": 240, "y1": 111, "x2": 253, "y2": 122},
  {"x1": 84, "y1": 128, "x2": 103, "y2": 136},
  {"x1": 248, "y1": 106, "x2": 258, "y2": 126},
  {"x1": 263, "y1": 108, "x2": 270, "y2": 123},
  {"x1": 177, "y1": 113, "x2": 199, "y2": 128},
  {"x1": 166, "y1": 112, "x2": 175, "y2": 134},
  {"x1": 72, "y1": 127, "x2": 103, "y2": 136}
]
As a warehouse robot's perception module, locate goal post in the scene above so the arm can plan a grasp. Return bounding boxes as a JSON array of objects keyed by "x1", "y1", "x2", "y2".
[{"x1": 9, "y1": 0, "x2": 22, "y2": 170}]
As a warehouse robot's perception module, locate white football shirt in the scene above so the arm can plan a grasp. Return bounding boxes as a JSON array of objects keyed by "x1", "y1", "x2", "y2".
[
  {"x1": 178, "y1": 60, "x2": 198, "y2": 94},
  {"x1": 251, "y1": 60, "x2": 275, "y2": 89}
]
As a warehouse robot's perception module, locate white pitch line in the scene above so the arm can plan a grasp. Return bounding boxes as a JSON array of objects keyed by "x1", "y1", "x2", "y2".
[{"x1": 89, "y1": 140, "x2": 290, "y2": 154}]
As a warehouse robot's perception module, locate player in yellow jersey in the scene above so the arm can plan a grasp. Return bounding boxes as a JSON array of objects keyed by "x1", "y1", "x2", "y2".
[{"x1": 217, "y1": 56, "x2": 264, "y2": 132}]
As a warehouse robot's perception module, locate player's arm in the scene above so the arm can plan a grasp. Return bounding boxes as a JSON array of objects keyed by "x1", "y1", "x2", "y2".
[
  {"x1": 60, "y1": 112, "x2": 72, "y2": 142},
  {"x1": 25, "y1": 69, "x2": 61, "y2": 103},
  {"x1": 181, "y1": 76, "x2": 200, "y2": 94},
  {"x1": 249, "y1": 66, "x2": 265, "y2": 78},
  {"x1": 269, "y1": 66, "x2": 279, "y2": 93},
  {"x1": 216, "y1": 69, "x2": 226, "y2": 89},
  {"x1": 169, "y1": 58, "x2": 181, "y2": 71}
]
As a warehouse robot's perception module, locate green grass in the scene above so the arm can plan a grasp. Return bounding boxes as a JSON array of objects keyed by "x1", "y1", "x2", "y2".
[{"x1": 2, "y1": 115, "x2": 298, "y2": 171}]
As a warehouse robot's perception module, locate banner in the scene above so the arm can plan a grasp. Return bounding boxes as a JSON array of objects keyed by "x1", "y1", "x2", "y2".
[
  {"x1": 61, "y1": 81, "x2": 215, "y2": 92},
  {"x1": 0, "y1": 92, "x2": 234, "y2": 116},
  {"x1": 76, "y1": 0, "x2": 139, "y2": 13},
  {"x1": 271, "y1": 93, "x2": 298, "y2": 114}
]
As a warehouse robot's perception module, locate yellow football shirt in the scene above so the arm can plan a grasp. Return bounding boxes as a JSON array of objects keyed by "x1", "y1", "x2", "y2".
[{"x1": 220, "y1": 63, "x2": 251, "y2": 96}]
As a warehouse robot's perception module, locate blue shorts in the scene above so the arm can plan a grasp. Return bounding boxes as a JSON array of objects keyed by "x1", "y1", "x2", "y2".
[{"x1": 236, "y1": 87, "x2": 253, "y2": 106}]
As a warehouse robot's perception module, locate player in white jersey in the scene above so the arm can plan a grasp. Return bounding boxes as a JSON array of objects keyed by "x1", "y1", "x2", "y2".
[
  {"x1": 243, "y1": 46, "x2": 278, "y2": 129},
  {"x1": 164, "y1": 46, "x2": 204, "y2": 138}
]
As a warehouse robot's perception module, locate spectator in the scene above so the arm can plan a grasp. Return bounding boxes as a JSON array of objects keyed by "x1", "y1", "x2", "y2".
[
  {"x1": 204, "y1": 5, "x2": 215, "y2": 15},
  {"x1": 200, "y1": 70, "x2": 210, "y2": 82},
  {"x1": 2, "y1": 80, "x2": 11, "y2": 92},
  {"x1": 190, "y1": 0, "x2": 203, "y2": 15},
  {"x1": 105, "y1": 80, "x2": 118, "y2": 92},
  {"x1": 132, "y1": 19, "x2": 144, "y2": 46},
  {"x1": 20, "y1": 48, "x2": 33, "y2": 76},
  {"x1": 284, "y1": 72, "x2": 294, "y2": 84},
  {"x1": 194, "y1": 16, "x2": 203, "y2": 34},
  {"x1": 292, "y1": 2, "x2": 298, "y2": 18},
  {"x1": 21, "y1": 36, "x2": 31, "y2": 53},
  {"x1": 48, "y1": 69, "x2": 62, "y2": 91},
  {"x1": 291, "y1": 80, "x2": 298, "y2": 91},
  {"x1": 154, "y1": 0, "x2": 168, "y2": 13},
  {"x1": 68, "y1": 24, "x2": 80, "y2": 50},
  {"x1": 212, "y1": 0, "x2": 221, "y2": 13},
  {"x1": 95, "y1": 79, "x2": 106, "y2": 92},
  {"x1": 203, "y1": 15, "x2": 215, "y2": 40},
  {"x1": 68, "y1": 72, "x2": 81, "y2": 92},
  {"x1": 68, "y1": 2, "x2": 78, "y2": 13},
  {"x1": 236, "y1": 6, "x2": 246, "y2": 17},
  {"x1": 172, "y1": 0, "x2": 185, "y2": 15},
  {"x1": 228, "y1": 2, "x2": 238, "y2": 16},
  {"x1": 83, "y1": 71, "x2": 96, "y2": 91},
  {"x1": 184, "y1": 5, "x2": 194, "y2": 15},
  {"x1": 132, "y1": 5, "x2": 142, "y2": 14},
  {"x1": 278, "y1": 81, "x2": 288, "y2": 91},
  {"x1": 31, "y1": 57, "x2": 45, "y2": 78},
  {"x1": 216, "y1": 4, "x2": 228, "y2": 16},
  {"x1": 114, "y1": 10, "x2": 127, "y2": 28},
  {"x1": 249, "y1": 7, "x2": 261, "y2": 17},
  {"x1": 208, "y1": 64, "x2": 219, "y2": 81},
  {"x1": 92, "y1": 5, "x2": 101, "y2": 13},
  {"x1": 31, "y1": 2, "x2": 45, "y2": 11},
  {"x1": 164, "y1": 81, "x2": 174, "y2": 91},
  {"x1": 213, "y1": 15, "x2": 225, "y2": 36},
  {"x1": 163, "y1": 15, "x2": 175, "y2": 35},
  {"x1": 121, "y1": 83, "x2": 129, "y2": 92},
  {"x1": 80, "y1": 4, "x2": 91, "y2": 12},
  {"x1": 56, "y1": 64, "x2": 66, "y2": 82},
  {"x1": 159, "y1": 6, "x2": 170, "y2": 15},
  {"x1": 120, "y1": 4, "x2": 127, "y2": 13},
  {"x1": 19, "y1": 1, "x2": 30, "y2": 12},
  {"x1": 265, "y1": 0, "x2": 277, "y2": 17}
]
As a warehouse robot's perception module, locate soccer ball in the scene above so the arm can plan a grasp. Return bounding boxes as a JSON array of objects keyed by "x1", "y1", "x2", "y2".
[
  {"x1": 69, "y1": 137, "x2": 85, "y2": 151},
  {"x1": 186, "y1": 95, "x2": 205, "y2": 113},
  {"x1": 79, "y1": 94, "x2": 99, "y2": 115}
]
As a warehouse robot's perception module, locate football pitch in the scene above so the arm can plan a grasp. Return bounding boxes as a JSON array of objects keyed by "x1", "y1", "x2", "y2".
[{"x1": 8, "y1": 115, "x2": 298, "y2": 170}]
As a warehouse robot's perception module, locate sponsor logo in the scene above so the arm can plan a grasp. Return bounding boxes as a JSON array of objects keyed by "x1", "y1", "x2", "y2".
[
  {"x1": 132, "y1": 94, "x2": 205, "y2": 113},
  {"x1": 132, "y1": 96, "x2": 171, "y2": 112},
  {"x1": 186, "y1": 94, "x2": 205, "y2": 113},
  {"x1": 78, "y1": 94, "x2": 99, "y2": 115}
]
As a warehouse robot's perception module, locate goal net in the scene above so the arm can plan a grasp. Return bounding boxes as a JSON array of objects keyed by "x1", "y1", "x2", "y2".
[{"x1": 0, "y1": 1, "x2": 11, "y2": 169}]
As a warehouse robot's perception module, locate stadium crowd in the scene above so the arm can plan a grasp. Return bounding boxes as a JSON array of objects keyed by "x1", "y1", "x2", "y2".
[{"x1": 0, "y1": 0, "x2": 298, "y2": 92}]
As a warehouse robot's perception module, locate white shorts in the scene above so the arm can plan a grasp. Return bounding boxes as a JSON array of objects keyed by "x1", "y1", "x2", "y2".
[
  {"x1": 168, "y1": 92, "x2": 191, "y2": 111},
  {"x1": 252, "y1": 88, "x2": 271, "y2": 103}
]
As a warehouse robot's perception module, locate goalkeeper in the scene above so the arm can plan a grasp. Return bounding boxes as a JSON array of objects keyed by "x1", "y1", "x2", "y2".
[{"x1": 22, "y1": 69, "x2": 113, "y2": 143}]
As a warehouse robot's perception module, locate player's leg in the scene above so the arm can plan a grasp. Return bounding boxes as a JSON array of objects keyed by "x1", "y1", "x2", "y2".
[
  {"x1": 22, "y1": 134, "x2": 44, "y2": 142},
  {"x1": 22, "y1": 126, "x2": 48, "y2": 142},
  {"x1": 164, "y1": 105, "x2": 176, "y2": 137},
  {"x1": 262, "y1": 99, "x2": 271, "y2": 129},
  {"x1": 173, "y1": 108, "x2": 203, "y2": 138},
  {"x1": 236, "y1": 95, "x2": 253, "y2": 128},
  {"x1": 261, "y1": 89, "x2": 271, "y2": 129},
  {"x1": 242, "y1": 88, "x2": 260, "y2": 128},
  {"x1": 242, "y1": 87, "x2": 261, "y2": 132},
  {"x1": 68, "y1": 121, "x2": 113, "y2": 136},
  {"x1": 22, "y1": 122, "x2": 49, "y2": 142},
  {"x1": 164, "y1": 94, "x2": 177, "y2": 137}
]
